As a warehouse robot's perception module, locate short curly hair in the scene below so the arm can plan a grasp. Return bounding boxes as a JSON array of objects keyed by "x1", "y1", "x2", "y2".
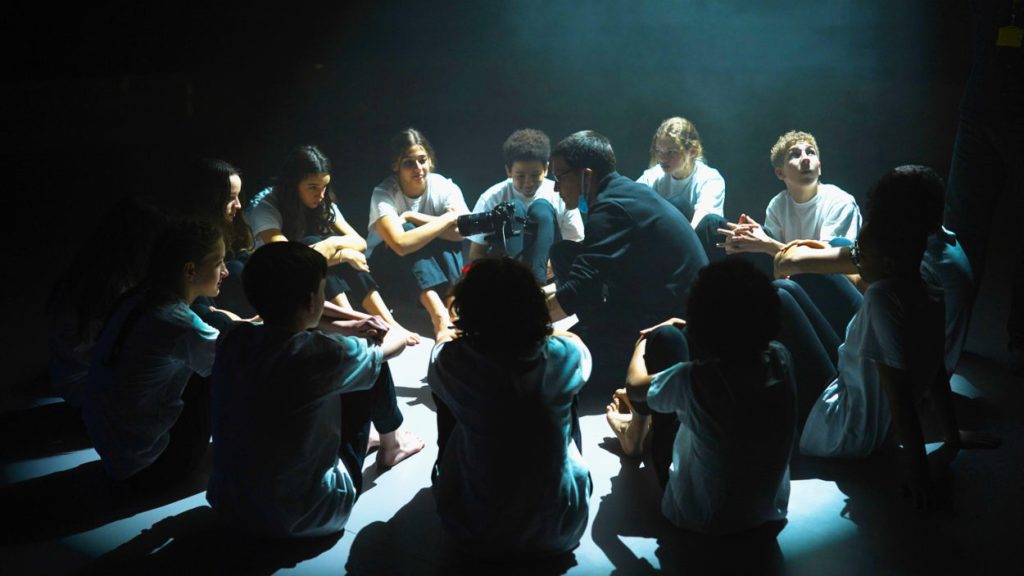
[
  {"x1": 686, "y1": 258, "x2": 781, "y2": 361},
  {"x1": 770, "y1": 130, "x2": 819, "y2": 169},
  {"x1": 502, "y1": 129, "x2": 550, "y2": 169},
  {"x1": 451, "y1": 258, "x2": 552, "y2": 356}
]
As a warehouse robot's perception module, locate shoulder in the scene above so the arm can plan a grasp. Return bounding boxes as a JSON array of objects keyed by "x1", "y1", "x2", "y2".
[
  {"x1": 162, "y1": 301, "x2": 219, "y2": 340},
  {"x1": 249, "y1": 187, "x2": 274, "y2": 207},
  {"x1": 766, "y1": 190, "x2": 790, "y2": 210},
  {"x1": 694, "y1": 161, "x2": 724, "y2": 182},
  {"x1": 476, "y1": 179, "x2": 512, "y2": 208},
  {"x1": 428, "y1": 172, "x2": 461, "y2": 194},
  {"x1": 819, "y1": 184, "x2": 857, "y2": 205},
  {"x1": 372, "y1": 176, "x2": 400, "y2": 198},
  {"x1": 638, "y1": 165, "x2": 664, "y2": 185}
]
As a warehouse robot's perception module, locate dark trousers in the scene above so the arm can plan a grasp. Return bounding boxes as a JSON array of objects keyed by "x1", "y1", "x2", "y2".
[
  {"x1": 368, "y1": 224, "x2": 463, "y2": 302},
  {"x1": 625, "y1": 325, "x2": 689, "y2": 489},
  {"x1": 945, "y1": 114, "x2": 1024, "y2": 344},
  {"x1": 485, "y1": 198, "x2": 561, "y2": 283},
  {"x1": 125, "y1": 373, "x2": 211, "y2": 491},
  {"x1": 338, "y1": 362, "x2": 404, "y2": 496},
  {"x1": 663, "y1": 194, "x2": 729, "y2": 264},
  {"x1": 773, "y1": 282, "x2": 839, "y2": 428},
  {"x1": 300, "y1": 235, "x2": 380, "y2": 303}
]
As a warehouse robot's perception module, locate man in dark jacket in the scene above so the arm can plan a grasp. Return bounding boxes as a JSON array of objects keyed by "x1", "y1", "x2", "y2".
[{"x1": 545, "y1": 130, "x2": 708, "y2": 394}]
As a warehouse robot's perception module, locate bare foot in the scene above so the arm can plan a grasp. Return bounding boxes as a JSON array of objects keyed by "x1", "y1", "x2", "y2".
[
  {"x1": 606, "y1": 389, "x2": 650, "y2": 457},
  {"x1": 399, "y1": 329, "x2": 424, "y2": 346},
  {"x1": 377, "y1": 429, "x2": 425, "y2": 470}
]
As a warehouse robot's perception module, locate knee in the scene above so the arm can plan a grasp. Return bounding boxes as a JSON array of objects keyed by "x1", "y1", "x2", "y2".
[
  {"x1": 773, "y1": 278, "x2": 799, "y2": 295},
  {"x1": 526, "y1": 198, "x2": 556, "y2": 224},
  {"x1": 645, "y1": 325, "x2": 688, "y2": 370}
]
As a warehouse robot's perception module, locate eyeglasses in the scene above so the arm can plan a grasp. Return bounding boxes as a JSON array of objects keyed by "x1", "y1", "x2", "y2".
[
  {"x1": 552, "y1": 167, "x2": 576, "y2": 183},
  {"x1": 654, "y1": 148, "x2": 682, "y2": 159}
]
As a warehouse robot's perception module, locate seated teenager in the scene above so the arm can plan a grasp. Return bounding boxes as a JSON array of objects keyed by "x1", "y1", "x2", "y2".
[
  {"x1": 179, "y1": 157, "x2": 256, "y2": 327},
  {"x1": 637, "y1": 116, "x2": 729, "y2": 261},
  {"x1": 82, "y1": 219, "x2": 225, "y2": 489},
  {"x1": 427, "y1": 258, "x2": 592, "y2": 559},
  {"x1": 207, "y1": 242, "x2": 422, "y2": 538},
  {"x1": 467, "y1": 129, "x2": 584, "y2": 282},
  {"x1": 719, "y1": 130, "x2": 863, "y2": 337},
  {"x1": 248, "y1": 145, "x2": 419, "y2": 343},
  {"x1": 607, "y1": 258, "x2": 796, "y2": 534},
  {"x1": 47, "y1": 197, "x2": 165, "y2": 408},
  {"x1": 782, "y1": 214, "x2": 998, "y2": 508},
  {"x1": 366, "y1": 128, "x2": 469, "y2": 337},
  {"x1": 774, "y1": 165, "x2": 974, "y2": 376}
]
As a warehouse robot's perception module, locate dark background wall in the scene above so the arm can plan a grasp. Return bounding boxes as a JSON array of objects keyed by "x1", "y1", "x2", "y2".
[{"x1": 0, "y1": 0, "x2": 973, "y2": 394}]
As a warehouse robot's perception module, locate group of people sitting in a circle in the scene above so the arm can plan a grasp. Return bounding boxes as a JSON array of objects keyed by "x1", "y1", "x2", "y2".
[{"x1": 46, "y1": 119, "x2": 999, "y2": 560}]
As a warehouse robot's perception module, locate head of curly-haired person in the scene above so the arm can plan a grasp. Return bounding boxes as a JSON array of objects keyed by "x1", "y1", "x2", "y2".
[
  {"x1": 503, "y1": 128, "x2": 550, "y2": 169},
  {"x1": 866, "y1": 164, "x2": 945, "y2": 241},
  {"x1": 686, "y1": 258, "x2": 781, "y2": 362},
  {"x1": 451, "y1": 258, "x2": 552, "y2": 358}
]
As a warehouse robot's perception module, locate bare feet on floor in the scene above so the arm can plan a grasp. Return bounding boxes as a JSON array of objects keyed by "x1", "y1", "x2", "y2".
[
  {"x1": 606, "y1": 388, "x2": 650, "y2": 457},
  {"x1": 377, "y1": 429, "x2": 425, "y2": 470}
]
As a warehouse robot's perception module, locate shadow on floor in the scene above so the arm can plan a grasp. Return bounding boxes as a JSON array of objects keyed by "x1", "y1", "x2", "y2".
[
  {"x1": 591, "y1": 438, "x2": 784, "y2": 576},
  {"x1": 79, "y1": 505, "x2": 341, "y2": 576},
  {"x1": 0, "y1": 399, "x2": 91, "y2": 460},
  {"x1": 346, "y1": 488, "x2": 579, "y2": 576},
  {"x1": 0, "y1": 455, "x2": 208, "y2": 545}
]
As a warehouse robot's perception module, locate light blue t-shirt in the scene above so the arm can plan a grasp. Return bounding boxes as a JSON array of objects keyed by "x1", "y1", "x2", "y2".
[
  {"x1": 427, "y1": 335, "x2": 592, "y2": 558},
  {"x1": 648, "y1": 342, "x2": 796, "y2": 534},
  {"x1": 207, "y1": 323, "x2": 383, "y2": 538},
  {"x1": 83, "y1": 294, "x2": 218, "y2": 480}
]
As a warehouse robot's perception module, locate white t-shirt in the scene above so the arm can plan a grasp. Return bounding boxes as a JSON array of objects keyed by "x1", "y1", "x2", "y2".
[
  {"x1": 468, "y1": 178, "x2": 584, "y2": 245},
  {"x1": 83, "y1": 294, "x2": 219, "y2": 480},
  {"x1": 800, "y1": 279, "x2": 944, "y2": 458},
  {"x1": 427, "y1": 335, "x2": 592, "y2": 558},
  {"x1": 207, "y1": 323, "x2": 384, "y2": 538},
  {"x1": 647, "y1": 342, "x2": 796, "y2": 535},
  {"x1": 247, "y1": 187, "x2": 345, "y2": 248},
  {"x1": 920, "y1": 227, "x2": 974, "y2": 374},
  {"x1": 366, "y1": 173, "x2": 468, "y2": 256},
  {"x1": 763, "y1": 184, "x2": 862, "y2": 244},
  {"x1": 637, "y1": 160, "x2": 726, "y2": 219}
]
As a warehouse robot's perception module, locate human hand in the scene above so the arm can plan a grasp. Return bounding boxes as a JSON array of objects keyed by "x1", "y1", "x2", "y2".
[
  {"x1": 325, "y1": 315, "x2": 391, "y2": 343},
  {"x1": 717, "y1": 214, "x2": 779, "y2": 254},
  {"x1": 639, "y1": 317, "x2": 686, "y2": 338},
  {"x1": 209, "y1": 306, "x2": 260, "y2": 323},
  {"x1": 339, "y1": 248, "x2": 369, "y2": 272}
]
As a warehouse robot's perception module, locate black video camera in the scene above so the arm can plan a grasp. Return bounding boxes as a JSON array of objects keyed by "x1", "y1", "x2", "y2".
[{"x1": 457, "y1": 201, "x2": 525, "y2": 240}]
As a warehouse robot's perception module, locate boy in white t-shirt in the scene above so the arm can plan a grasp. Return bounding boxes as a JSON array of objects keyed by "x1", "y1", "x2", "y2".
[
  {"x1": 467, "y1": 129, "x2": 584, "y2": 282},
  {"x1": 720, "y1": 130, "x2": 862, "y2": 256}
]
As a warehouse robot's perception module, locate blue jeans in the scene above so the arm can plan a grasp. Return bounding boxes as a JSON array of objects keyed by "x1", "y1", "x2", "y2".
[{"x1": 483, "y1": 198, "x2": 560, "y2": 283}]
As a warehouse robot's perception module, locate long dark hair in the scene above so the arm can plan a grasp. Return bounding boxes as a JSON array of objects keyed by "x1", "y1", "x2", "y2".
[
  {"x1": 451, "y1": 258, "x2": 552, "y2": 361},
  {"x1": 181, "y1": 158, "x2": 253, "y2": 257},
  {"x1": 104, "y1": 219, "x2": 223, "y2": 365},
  {"x1": 47, "y1": 197, "x2": 167, "y2": 342},
  {"x1": 269, "y1": 146, "x2": 335, "y2": 239}
]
